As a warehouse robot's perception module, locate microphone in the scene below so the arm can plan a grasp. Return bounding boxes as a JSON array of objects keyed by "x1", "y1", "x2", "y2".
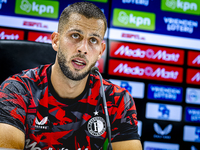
[{"x1": 91, "y1": 67, "x2": 112, "y2": 150}]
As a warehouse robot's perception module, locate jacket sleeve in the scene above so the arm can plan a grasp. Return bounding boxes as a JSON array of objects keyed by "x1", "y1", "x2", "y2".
[{"x1": 0, "y1": 77, "x2": 30, "y2": 133}]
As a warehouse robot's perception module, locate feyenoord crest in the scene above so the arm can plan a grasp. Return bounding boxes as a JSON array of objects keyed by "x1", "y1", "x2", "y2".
[{"x1": 87, "y1": 116, "x2": 106, "y2": 136}]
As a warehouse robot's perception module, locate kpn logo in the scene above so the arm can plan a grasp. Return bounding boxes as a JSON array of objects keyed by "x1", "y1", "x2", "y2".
[
  {"x1": 113, "y1": 8, "x2": 155, "y2": 31},
  {"x1": 161, "y1": 0, "x2": 200, "y2": 15},
  {"x1": 15, "y1": 0, "x2": 59, "y2": 18}
]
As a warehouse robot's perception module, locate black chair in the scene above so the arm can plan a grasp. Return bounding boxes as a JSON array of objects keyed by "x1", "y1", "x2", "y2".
[{"x1": 0, "y1": 40, "x2": 56, "y2": 83}]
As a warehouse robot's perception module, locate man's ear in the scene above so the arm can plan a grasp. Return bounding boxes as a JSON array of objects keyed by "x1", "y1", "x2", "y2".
[
  {"x1": 98, "y1": 41, "x2": 106, "y2": 60},
  {"x1": 51, "y1": 32, "x2": 59, "y2": 52}
]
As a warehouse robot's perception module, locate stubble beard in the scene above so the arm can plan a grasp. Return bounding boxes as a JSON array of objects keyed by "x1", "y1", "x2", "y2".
[{"x1": 57, "y1": 48, "x2": 96, "y2": 81}]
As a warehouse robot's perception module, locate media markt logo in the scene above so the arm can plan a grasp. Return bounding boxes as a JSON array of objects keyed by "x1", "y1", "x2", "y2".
[
  {"x1": 161, "y1": 0, "x2": 200, "y2": 15},
  {"x1": 15, "y1": 0, "x2": 59, "y2": 19},
  {"x1": 113, "y1": 8, "x2": 155, "y2": 31}
]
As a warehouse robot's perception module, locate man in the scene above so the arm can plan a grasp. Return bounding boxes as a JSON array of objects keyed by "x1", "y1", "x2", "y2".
[{"x1": 0, "y1": 2, "x2": 142, "y2": 150}]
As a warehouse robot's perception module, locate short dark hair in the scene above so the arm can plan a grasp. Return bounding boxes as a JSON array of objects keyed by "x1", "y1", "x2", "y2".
[{"x1": 58, "y1": 2, "x2": 107, "y2": 34}]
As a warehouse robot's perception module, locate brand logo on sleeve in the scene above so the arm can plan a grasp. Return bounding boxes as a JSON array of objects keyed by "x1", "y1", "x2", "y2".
[
  {"x1": 161, "y1": 0, "x2": 200, "y2": 15},
  {"x1": 15, "y1": 0, "x2": 59, "y2": 18},
  {"x1": 113, "y1": 8, "x2": 155, "y2": 31}
]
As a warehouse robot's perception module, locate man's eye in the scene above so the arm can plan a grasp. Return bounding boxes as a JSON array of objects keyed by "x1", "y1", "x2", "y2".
[
  {"x1": 72, "y1": 33, "x2": 79, "y2": 39},
  {"x1": 90, "y1": 38, "x2": 97, "y2": 44}
]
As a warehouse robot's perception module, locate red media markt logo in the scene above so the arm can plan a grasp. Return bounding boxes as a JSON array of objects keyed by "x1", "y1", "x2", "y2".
[
  {"x1": 108, "y1": 59, "x2": 183, "y2": 83},
  {"x1": 0, "y1": 28, "x2": 24, "y2": 40},
  {"x1": 28, "y1": 31, "x2": 51, "y2": 43},
  {"x1": 110, "y1": 41, "x2": 184, "y2": 65},
  {"x1": 186, "y1": 68, "x2": 200, "y2": 85},
  {"x1": 187, "y1": 51, "x2": 200, "y2": 68}
]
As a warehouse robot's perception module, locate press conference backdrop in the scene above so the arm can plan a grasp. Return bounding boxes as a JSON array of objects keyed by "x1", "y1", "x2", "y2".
[{"x1": 0, "y1": 0, "x2": 200, "y2": 150}]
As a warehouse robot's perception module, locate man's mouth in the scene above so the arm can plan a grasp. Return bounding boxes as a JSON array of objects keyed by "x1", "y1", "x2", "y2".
[{"x1": 72, "y1": 59, "x2": 86, "y2": 66}]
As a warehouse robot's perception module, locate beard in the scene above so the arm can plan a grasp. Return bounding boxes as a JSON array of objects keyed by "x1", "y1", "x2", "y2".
[{"x1": 57, "y1": 48, "x2": 96, "y2": 81}]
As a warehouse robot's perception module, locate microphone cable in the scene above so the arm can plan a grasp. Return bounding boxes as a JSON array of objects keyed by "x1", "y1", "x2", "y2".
[{"x1": 91, "y1": 67, "x2": 112, "y2": 150}]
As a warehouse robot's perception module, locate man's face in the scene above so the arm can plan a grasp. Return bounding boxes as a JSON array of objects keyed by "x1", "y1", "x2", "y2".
[{"x1": 55, "y1": 13, "x2": 106, "y2": 80}]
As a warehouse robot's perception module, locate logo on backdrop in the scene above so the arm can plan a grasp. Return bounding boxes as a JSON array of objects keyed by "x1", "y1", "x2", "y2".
[
  {"x1": 147, "y1": 84, "x2": 183, "y2": 102},
  {"x1": 164, "y1": 17, "x2": 198, "y2": 34},
  {"x1": 0, "y1": 0, "x2": 7, "y2": 9},
  {"x1": 120, "y1": 81, "x2": 132, "y2": 93},
  {"x1": 186, "y1": 69, "x2": 200, "y2": 85},
  {"x1": 184, "y1": 125, "x2": 200, "y2": 143},
  {"x1": 109, "y1": 59, "x2": 183, "y2": 83},
  {"x1": 186, "y1": 87, "x2": 200, "y2": 105},
  {"x1": 15, "y1": 0, "x2": 59, "y2": 18},
  {"x1": 153, "y1": 123, "x2": 172, "y2": 139},
  {"x1": 143, "y1": 141, "x2": 180, "y2": 150},
  {"x1": 185, "y1": 107, "x2": 200, "y2": 123},
  {"x1": 187, "y1": 51, "x2": 200, "y2": 67},
  {"x1": 122, "y1": 0, "x2": 149, "y2": 6},
  {"x1": 161, "y1": 0, "x2": 200, "y2": 15},
  {"x1": 146, "y1": 102, "x2": 182, "y2": 121},
  {"x1": 0, "y1": 28, "x2": 24, "y2": 40},
  {"x1": 113, "y1": 8, "x2": 155, "y2": 31}
]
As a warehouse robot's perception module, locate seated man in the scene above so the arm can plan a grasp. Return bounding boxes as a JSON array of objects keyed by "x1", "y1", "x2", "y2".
[{"x1": 0, "y1": 2, "x2": 142, "y2": 150}]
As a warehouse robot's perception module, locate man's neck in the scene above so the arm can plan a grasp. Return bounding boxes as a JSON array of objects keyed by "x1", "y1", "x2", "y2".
[{"x1": 50, "y1": 64, "x2": 89, "y2": 99}]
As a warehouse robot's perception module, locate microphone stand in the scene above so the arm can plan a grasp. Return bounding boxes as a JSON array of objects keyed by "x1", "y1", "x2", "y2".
[{"x1": 94, "y1": 70, "x2": 112, "y2": 150}]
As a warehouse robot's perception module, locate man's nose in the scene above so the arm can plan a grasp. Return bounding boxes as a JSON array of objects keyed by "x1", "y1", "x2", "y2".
[{"x1": 77, "y1": 39, "x2": 88, "y2": 54}]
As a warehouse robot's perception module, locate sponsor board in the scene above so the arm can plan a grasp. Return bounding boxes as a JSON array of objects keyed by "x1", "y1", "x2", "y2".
[
  {"x1": 186, "y1": 68, "x2": 200, "y2": 85},
  {"x1": 0, "y1": 15, "x2": 58, "y2": 32},
  {"x1": 137, "y1": 120, "x2": 142, "y2": 137},
  {"x1": 28, "y1": 31, "x2": 51, "y2": 43},
  {"x1": 113, "y1": 8, "x2": 155, "y2": 31},
  {"x1": 147, "y1": 84, "x2": 183, "y2": 102},
  {"x1": 183, "y1": 125, "x2": 200, "y2": 143},
  {"x1": 164, "y1": 17, "x2": 198, "y2": 34},
  {"x1": 110, "y1": 41, "x2": 184, "y2": 65},
  {"x1": 109, "y1": 79, "x2": 145, "y2": 99},
  {"x1": 145, "y1": 102, "x2": 182, "y2": 121},
  {"x1": 187, "y1": 51, "x2": 200, "y2": 68},
  {"x1": 0, "y1": 0, "x2": 7, "y2": 9},
  {"x1": 109, "y1": 28, "x2": 200, "y2": 50},
  {"x1": 185, "y1": 107, "x2": 200, "y2": 123},
  {"x1": 15, "y1": 0, "x2": 59, "y2": 18},
  {"x1": 0, "y1": 28, "x2": 24, "y2": 40},
  {"x1": 122, "y1": 0, "x2": 149, "y2": 6},
  {"x1": 186, "y1": 87, "x2": 200, "y2": 105},
  {"x1": 95, "y1": 58, "x2": 104, "y2": 73},
  {"x1": 144, "y1": 141, "x2": 179, "y2": 150},
  {"x1": 161, "y1": 0, "x2": 200, "y2": 15},
  {"x1": 108, "y1": 59, "x2": 183, "y2": 83}
]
